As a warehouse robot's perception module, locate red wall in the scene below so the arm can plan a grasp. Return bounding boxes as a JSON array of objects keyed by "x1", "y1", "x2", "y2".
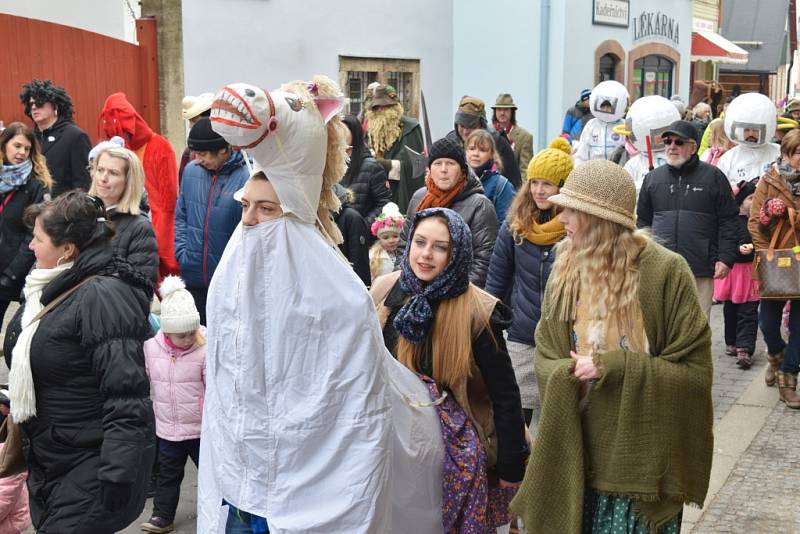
[{"x1": 0, "y1": 14, "x2": 160, "y2": 144}]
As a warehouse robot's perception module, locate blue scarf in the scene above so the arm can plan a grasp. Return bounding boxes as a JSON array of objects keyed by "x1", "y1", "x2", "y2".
[
  {"x1": 393, "y1": 207, "x2": 473, "y2": 344},
  {"x1": 0, "y1": 160, "x2": 32, "y2": 194}
]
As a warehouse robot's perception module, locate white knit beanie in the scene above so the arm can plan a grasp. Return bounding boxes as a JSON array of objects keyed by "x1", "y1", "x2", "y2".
[{"x1": 159, "y1": 276, "x2": 201, "y2": 334}]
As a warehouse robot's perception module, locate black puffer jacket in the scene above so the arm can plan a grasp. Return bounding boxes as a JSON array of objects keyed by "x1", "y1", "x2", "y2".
[
  {"x1": 0, "y1": 174, "x2": 49, "y2": 301},
  {"x1": 3, "y1": 242, "x2": 155, "y2": 534},
  {"x1": 398, "y1": 172, "x2": 498, "y2": 287},
  {"x1": 333, "y1": 186, "x2": 371, "y2": 286},
  {"x1": 35, "y1": 118, "x2": 92, "y2": 197},
  {"x1": 341, "y1": 149, "x2": 391, "y2": 225},
  {"x1": 637, "y1": 154, "x2": 739, "y2": 277},
  {"x1": 107, "y1": 208, "x2": 159, "y2": 284}
]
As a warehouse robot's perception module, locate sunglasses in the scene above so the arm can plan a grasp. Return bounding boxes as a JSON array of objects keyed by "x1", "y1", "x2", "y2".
[{"x1": 662, "y1": 138, "x2": 688, "y2": 147}]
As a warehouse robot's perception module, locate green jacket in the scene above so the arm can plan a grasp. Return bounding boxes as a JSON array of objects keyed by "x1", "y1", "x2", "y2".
[
  {"x1": 511, "y1": 240, "x2": 713, "y2": 533},
  {"x1": 508, "y1": 125, "x2": 534, "y2": 175},
  {"x1": 383, "y1": 117, "x2": 424, "y2": 213}
]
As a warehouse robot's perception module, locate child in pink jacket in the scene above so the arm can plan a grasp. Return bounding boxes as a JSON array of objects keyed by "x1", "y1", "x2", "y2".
[
  {"x1": 141, "y1": 276, "x2": 206, "y2": 534},
  {"x1": 0, "y1": 392, "x2": 31, "y2": 534}
]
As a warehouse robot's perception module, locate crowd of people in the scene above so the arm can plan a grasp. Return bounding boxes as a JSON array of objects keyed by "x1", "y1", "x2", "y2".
[{"x1": 0, "y1": 73, "x2": 794, "y2": 534}]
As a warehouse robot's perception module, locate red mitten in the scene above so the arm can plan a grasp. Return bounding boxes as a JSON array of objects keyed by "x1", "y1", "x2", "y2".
[{"x1": 759, "y1": 204, "x2": 772, "y2": 226}]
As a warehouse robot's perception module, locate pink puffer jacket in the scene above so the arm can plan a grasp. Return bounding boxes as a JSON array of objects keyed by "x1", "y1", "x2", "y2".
[
  {"x1": 0, "y1": 444, "x2": 30, "y2": 533},
  {"x1": 144, "y1": 329, "x2": 206, "y2": 441}
]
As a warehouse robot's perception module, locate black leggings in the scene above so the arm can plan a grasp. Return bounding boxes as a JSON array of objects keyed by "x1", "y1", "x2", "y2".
[{"x1": 722, "y1": 300, "x2": 759, "y2": 354}]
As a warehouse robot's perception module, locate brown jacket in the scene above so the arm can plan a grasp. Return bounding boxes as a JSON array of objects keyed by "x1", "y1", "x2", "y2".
[
  {"x1": 370, "y1": 271, "x2": 502, "y2": 466},
  {"x1": 748, "y1": 167, "x2": 800, "y2": 251}
]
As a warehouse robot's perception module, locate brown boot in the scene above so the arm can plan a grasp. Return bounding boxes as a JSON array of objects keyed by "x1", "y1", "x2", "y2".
[
  {"x1": 765, "y1": 351, "x2": 784, "y2": 387},
  {"x1": 777, "y1": 371, "x2": 800, "y2": 409}
]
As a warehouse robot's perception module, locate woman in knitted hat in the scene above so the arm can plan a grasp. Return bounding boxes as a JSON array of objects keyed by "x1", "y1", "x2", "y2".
[
  {"x1": 141, "y1": 275, "x2": 206, "y2": 533},
  {"x1": 485, "y1": 138, "x2": 572, "y2": 431},
  {"x1": 369, "y1": 202, "x2": 405, "y2": 281},
  {"x1": 371, "y1": 207, "x2": 529, "y2": 533},
  {"x1": 510, "y1": 160, "x2": 713, "y2": 533},
  {"x1": 400, "y1": 136, "x2": 498, "y2": 287}
]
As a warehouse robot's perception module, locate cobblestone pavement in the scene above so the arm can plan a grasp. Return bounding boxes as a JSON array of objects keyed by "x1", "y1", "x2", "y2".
[{"x1": 691, "y1": 401, "x2": 800, "y2": 533}]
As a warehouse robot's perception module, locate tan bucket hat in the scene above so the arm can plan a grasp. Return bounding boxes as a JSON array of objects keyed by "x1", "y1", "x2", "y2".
[{"x1": 548, "y1": 160, "x2": 637, "y2": 229}]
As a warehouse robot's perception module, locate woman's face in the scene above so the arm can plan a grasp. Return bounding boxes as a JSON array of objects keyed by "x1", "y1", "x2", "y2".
[
  {"x1": 241, "y1": 177, "x2": 283, "y2": 226},
  {"x1": 529, "y1": 180, "x2": 560, "y2": 210},
  {"x1": 558, "y1": 207, "x2": 585, "y2": 246},
  {"x1": 93, "y1": 153, "x2": 128, "y2": 206},
  {"x1": 166, "y1": 331, "x2": 196, "y2": 349},
  {"x1": 786, "y1": 148, "x2": 800, "y2": 171},
  {"x1": 429, "y1": 158, "x2": 464, "y2": 192},
  {"x1": 409, "y1": 217, "x2": 451, "y2": 283},
  {"x1": 3, "y1": 134, "x2": 32, "y2": 165},
  {"x1": 29, "y1": 217, "x2": 71, "y2": 269},
  {"x1": 466, "y1": 141, "x2": 492, "y2": 169},
  {"x1": 379, "y1": 232, "x2": 400, "y2": 254}
]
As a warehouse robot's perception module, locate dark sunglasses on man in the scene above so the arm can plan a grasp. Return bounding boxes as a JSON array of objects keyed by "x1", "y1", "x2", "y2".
[{"x1": 662, "y1": 137, "x2": 688, "y2": 147}]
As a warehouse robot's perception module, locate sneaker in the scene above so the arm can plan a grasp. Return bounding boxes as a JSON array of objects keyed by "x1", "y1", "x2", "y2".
[
  {"x1": 736, "y1": 349, "x2": 753, "y2": 370},
  {"x1": 725, "y1": 345, "x2": 736, "y2": 356},
  {"x1": 141, "y1": 516, "x2": 175, "y2": 533}
]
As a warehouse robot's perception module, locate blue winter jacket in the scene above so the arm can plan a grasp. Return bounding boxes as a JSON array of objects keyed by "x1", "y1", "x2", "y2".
[
  {"x1": 485, "y1": 220, "x2": 560, "y2": 345},
  {"x1": 479, "y1": 170, "x2": 516, "y2": 225},
  {"x1": 174, "y1": 151, "x2": 249, "y2": 288}
]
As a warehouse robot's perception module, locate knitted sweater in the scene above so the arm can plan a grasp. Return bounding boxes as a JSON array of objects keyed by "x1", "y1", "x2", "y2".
[{"x1": 511, "y1": 240, "x2": 713, "y2": 533}]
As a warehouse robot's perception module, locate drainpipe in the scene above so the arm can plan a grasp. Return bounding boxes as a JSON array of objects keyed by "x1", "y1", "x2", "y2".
[{"x1": 537, "y1": 0, "x2": 551, "y2": 151}]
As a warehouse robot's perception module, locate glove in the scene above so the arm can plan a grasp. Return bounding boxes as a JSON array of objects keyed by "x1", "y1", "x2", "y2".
[
  {"x1": 100, "y1": 481, "x2": 132, "y2": 512},
  {"x1": 759, "y1": 198, "x2": 788, "y2": 225}
]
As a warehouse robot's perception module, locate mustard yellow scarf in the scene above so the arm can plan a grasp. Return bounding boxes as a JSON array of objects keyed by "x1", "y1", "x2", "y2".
[{"x1": 522, "y1": 217, "x2": 565, "y2": 246}]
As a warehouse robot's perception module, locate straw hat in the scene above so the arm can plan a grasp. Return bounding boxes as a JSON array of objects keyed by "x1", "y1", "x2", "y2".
[
  {"x1": 181, "y1": 92, "x2": 214, "y2": 120},
  {"x1": 548, "y1": 160, "x2": 637, "y2": 229}
]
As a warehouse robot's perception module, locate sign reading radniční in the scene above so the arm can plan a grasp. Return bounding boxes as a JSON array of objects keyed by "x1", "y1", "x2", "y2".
[
  {"x1": 632, "y1": 11, "x2": 680, "y2": 46},
  {"x1": 593, "y1": 0, "x2": 629, "y2": 28}
]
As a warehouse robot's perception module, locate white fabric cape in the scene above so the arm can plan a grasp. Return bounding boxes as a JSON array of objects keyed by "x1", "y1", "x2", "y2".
[{"x1": 197, "y1": 217, "x2": 444, "y2": 533}]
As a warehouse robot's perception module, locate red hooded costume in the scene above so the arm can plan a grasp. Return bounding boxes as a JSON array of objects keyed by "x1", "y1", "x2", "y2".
[{"x1": 99, "y1": 93, "x2": 180, "y2": 278}]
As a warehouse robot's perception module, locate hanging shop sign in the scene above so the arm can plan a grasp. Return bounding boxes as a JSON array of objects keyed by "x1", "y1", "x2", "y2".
[{"x1": 593, "y1": 0, "x2": 629, "y2": 28}]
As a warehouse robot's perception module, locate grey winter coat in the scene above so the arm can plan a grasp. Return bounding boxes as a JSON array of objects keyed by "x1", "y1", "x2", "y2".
[{"x1": 397, "y1": 173, "x2": 498, "y2": 287}]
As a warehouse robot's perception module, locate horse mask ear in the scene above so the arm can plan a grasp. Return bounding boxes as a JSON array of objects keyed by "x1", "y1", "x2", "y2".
[{"x1": 314, "y1": 97, "x2": 343, "y2": 124}]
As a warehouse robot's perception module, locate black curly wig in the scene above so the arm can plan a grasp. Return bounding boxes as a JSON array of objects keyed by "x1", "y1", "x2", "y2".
[{"x1": 19, "y1": 79, "x2": 74, "y2": 121}]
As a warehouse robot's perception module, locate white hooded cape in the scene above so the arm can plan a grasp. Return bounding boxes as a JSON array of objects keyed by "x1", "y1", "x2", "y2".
[{"x1": 197, "y1": 217, "x2": 444, "y2": 533}]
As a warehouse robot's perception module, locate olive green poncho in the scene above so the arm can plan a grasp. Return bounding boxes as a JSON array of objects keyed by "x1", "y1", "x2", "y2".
[{"x1": 511, "y1": 241, "x2": 714, "y2": 533}]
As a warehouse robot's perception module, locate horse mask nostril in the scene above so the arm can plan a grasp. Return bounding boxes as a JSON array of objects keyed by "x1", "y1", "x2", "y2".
[{"x1": 245, "y1": 89, "x2": 255, "y2": 97}]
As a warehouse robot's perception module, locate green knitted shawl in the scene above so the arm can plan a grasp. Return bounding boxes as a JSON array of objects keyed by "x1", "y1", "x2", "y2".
[{"x1": 510, "y1": 240, "x2": 714, "y2": 533}]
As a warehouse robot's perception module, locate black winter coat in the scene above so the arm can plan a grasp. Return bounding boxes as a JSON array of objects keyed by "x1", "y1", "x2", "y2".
[
  {"x1": 380, "y1": 280, "x2": 528, "y2": 482},
  {"x1": 485, "y1": 220, "x2": 559, "y2": 345},
  {"x1": 340, "y1": 150, "x2": 392, "y2": 225},
  {"x1": 398, "y1": 173, "x2": 499, "y2": 287},
  {"x1": 35, "y1": 118, "x2": 92, "y2": 197},
  {"x1": 107, "y1": 209, "x2": 159, "y2": 284},
  {"x1": 446, "y1": 129, "x2": 521, "y2": 188},
  {"x1": 0, "y1": 175, "x2": 49, "y2": 301},
  {"x1": 637, "y1": 155, "x2": 739, "y2": 277},
  {"x1": 334, "y1": 202, "x2": 372, "y2": 286},
  {"x1": 3, "y1": 243, "x2": 156, "y2": 533}
]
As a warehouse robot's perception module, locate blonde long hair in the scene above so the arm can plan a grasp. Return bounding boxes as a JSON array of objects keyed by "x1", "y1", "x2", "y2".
[
  {"x1": 547, "y1": 211, "x2": 649, "y2": 332},
  {"x1": 396, "y1": 285, "x2": 493, "y2": 390},
  {"x1": 89, "y1": 147, "x2": 144, "y2": 215},
  {"x1": 506, "y1": 182, "x2": 561, "y2": 242}
]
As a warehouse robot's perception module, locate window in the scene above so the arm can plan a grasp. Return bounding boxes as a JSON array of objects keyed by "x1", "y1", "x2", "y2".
[
  {"x1": 339, "y1": 57, "x2": 420, "y2": 118},
  {"x1": 632, "y1": 55, "x2": 674, "y2": 98},
  {"x1": 599, "y1": 53, "x2": 618, "y2": 81}
]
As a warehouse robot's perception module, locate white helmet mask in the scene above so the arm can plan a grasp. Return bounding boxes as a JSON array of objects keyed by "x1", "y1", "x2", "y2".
[
  {"x1": 625, "y1": 95, "x2": 681, "y2": 153},
  {"x1": 589, "y1": 81, "x2": 629, "y2": 123},
  {"x1": 724, "y1": 93, "x2": 777, "y2": 147}
]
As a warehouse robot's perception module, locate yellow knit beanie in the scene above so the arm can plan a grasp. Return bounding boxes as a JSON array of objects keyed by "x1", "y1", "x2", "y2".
[{"x1": 527, "y1": 138, "x2": 573, "y2": 186}]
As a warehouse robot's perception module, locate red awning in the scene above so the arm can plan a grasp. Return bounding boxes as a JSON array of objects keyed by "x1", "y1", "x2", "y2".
[{"x1": 692, "y1": 30, "x2": 749, "y2": 64}]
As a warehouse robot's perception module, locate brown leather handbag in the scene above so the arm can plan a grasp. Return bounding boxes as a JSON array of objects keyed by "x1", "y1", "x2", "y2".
[{"x1": 754, "y1": 208, "x2": 800, "y2": 300}]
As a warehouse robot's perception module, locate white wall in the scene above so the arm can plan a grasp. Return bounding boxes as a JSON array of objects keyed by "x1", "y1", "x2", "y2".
[
  {"x1": 453, "y1": 0, "x2": 540, "y2": 145},
  {"x1": 183, "y1": 0, "x2": 455, "y2": 140},
  {"x1": 0, "y1": 0, "x2": 137, "y2": 42}
]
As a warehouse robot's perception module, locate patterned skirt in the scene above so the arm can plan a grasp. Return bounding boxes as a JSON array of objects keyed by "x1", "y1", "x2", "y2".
[
  {"x1": 421, "y1": 375, "x2": 516, "y2": 533},
  {"x1": 582, "y1": 488, "x2": 682, "y2": 534}
]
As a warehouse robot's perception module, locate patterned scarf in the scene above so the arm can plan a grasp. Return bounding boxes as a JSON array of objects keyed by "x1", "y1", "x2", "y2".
[
  {"x1": 393, "y1": 208, "x2": 473, "y2": 344},
  {"x1": 415, "y1": 173, "x2": 467, "y2": 212},
  {"x1": 776, "y1": 157, "x2": 800, "y2": 196},
  {"x1": 0, "y1": 160, "x2": 32, "y2": 194}
]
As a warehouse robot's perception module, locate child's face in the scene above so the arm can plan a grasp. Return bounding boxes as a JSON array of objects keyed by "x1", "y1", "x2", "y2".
[
  {"x1": 167, "y1": 331, "x2": 196, "y2": 349},
  {"x1": 741, "y1": 194, "x2": 754, "y2": 214},
  {"x1": 379, "y1": 232, "x2": 400, "y2": 253}
]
